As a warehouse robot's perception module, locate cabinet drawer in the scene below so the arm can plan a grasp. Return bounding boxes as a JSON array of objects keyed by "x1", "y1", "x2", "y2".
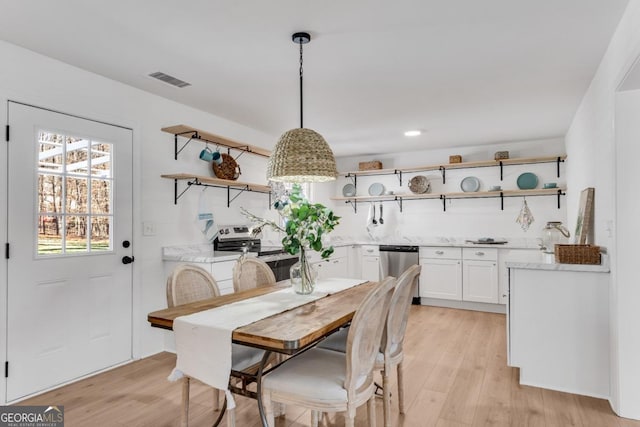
[
  {"x1": 361, "y1": 245, "x2": 380, "y2": 256},
  {"x1": 420, "y1": 247, "x2": 461, "y2": 259},
  {"x1": 463, "y1": 248, "x2": 498, "y2": 261}
]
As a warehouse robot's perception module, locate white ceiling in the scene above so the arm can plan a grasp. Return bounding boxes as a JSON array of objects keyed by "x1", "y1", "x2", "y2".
[{"x1": 0, "y1": 0, "x2": 630, "y2": 156}]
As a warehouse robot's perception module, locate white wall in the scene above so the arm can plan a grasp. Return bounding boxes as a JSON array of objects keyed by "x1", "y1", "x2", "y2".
[
  {"x1": 565, "y1": 0, "x2": 640, "y2": 418},
  {"x1": 316, "y1": 138, "x2": 567, "y2": 243},
  {"x1": 0, "y1": 40, "x2": 276, "y2": 403}
]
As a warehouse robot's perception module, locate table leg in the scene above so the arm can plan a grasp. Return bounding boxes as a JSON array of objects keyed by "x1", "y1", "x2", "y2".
[
  {"x1": 212, "y1": 394, "x2": 227, "y2": 427},
  {"x1": 256, "y1": 350, "x2": 273, "y2": 427}
]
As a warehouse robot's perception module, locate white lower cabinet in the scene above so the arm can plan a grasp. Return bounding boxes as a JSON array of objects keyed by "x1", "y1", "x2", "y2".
[
  {"x1": 461, "y1": 248, "x2": 498, "y2": 304},
  {"x1": 361, "y1": 245, "x2": 380, "y2": 282},
  {"x1": 419, "y1": 247, "x2": 498, "y2": 304},
  {"x1": 419, "y1": 247, "x2": 462, "y2": 299},
  {"x1": 163, "y1": 259, "x2": 237, "y2": 296},
  {"x1": 312, "y1": 246, "x2": 349, "y2": 279}
]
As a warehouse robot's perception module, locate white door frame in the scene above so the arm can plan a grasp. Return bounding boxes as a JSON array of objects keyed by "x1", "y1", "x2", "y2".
[{"x1": 0, "y1": 96, "x2": 142, "y2": 404}]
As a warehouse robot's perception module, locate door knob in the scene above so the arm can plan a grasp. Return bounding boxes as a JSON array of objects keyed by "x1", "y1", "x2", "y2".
[{"x1": 122, "y1": 256, "x2": 135, "y2": 264}]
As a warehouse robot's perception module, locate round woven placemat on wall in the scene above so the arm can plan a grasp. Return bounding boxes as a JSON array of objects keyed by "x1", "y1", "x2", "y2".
[{"x1": 212, "y1": 153, "x2": 241, "y2": 180}]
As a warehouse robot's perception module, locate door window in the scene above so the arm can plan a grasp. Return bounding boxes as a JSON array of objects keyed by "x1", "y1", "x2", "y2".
[{"x1": 37, "y1": 130, "x2": 113, "y2": 256}]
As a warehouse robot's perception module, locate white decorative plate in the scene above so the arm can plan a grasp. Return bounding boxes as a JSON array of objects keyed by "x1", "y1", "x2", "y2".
[
  {"x1": 342, "y1": 183, "x2": 356, "y2": 197},
  {"x1": 368, "y1": 182, "x2": 385, "y2": 196},
  {"x1": 460, "y1": 176, "x2": 480, "y2": 192}
]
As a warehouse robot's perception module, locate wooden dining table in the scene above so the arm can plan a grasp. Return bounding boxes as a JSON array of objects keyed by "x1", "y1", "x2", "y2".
[{"x1": 147, "y1": 279, "x2": 377, "y2": 426}]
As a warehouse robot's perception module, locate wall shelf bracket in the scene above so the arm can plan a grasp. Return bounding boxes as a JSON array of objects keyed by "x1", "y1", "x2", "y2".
[
  {"x1": 174, "y1": 130, "x2": 197, "y2": 160},
  {"x1": 346, "y1": 200, "x2": 357, "y2": 213},
  {"x1": 499, "y1": 161, "x2": 504, "y2": 181},
  {"x1": 500, "y1": 192, "x2": 504, "y2": 210},
  {"x1": 396, "y1": 170, "x2": 403, "y2": 186},
  {"x1": 439, "y1": 166, "x2": 446, "y2": 184},
  {"x1": 345, "y1": 173, "x2": 357, "y2": 187},
  {"x1": 440, "y1": 194, "x2": 447, "y2": 212},
  {"x1": 397, "y1": 196, "x2": 403, "y2": 213},
  {"x1": 557, "y1": 157, "x2": 564, "y2": 178}
]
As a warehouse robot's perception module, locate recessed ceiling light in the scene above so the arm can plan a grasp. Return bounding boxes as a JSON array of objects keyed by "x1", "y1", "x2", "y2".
[{"x1": 404, "y1": 130, "x2": 421, "y2": 137}]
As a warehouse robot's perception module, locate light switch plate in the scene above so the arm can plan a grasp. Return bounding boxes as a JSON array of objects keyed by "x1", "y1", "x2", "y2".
[{"x1": 143, "y1": 221, "x2": 156, "y2": 236}]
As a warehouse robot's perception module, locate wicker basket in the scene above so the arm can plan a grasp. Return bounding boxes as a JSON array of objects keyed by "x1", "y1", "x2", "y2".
[
  {"x1": 358, "y1": 160, "x2": 383, "y2": 171},
  {"x1": 449, "y1": 155, "x2": 462, "y2": 163},
  {"x1": 212, "y1": 153, "x2": 241, "y2": 180},
  {"x1": 554, "y1": 244, "x2": 601, "y2": 265}
]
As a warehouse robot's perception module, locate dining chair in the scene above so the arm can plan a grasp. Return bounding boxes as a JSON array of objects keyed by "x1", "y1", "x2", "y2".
[
  {"x1": 166, "y1": 264, "x2": 264, "y2": 427},
  {"x1": 317, "y1": 264, "x2": 422, "y2": 427},
  {"x1": 232, "y1": 257, "x2": 276, "y2": 293},
  {"x1": 261, "y1": 276, "x2": 397, "y2": 427}
]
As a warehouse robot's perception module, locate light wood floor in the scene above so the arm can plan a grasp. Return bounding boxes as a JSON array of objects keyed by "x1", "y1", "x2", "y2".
[{"x1": 21, "y1": 306, "x2": 640, "y2": 427}]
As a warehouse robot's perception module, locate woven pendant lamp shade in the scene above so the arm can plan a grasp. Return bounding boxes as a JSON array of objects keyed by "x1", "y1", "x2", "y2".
[{"x1": 267, "y1": 128, "x2": 338, "y2": 183}]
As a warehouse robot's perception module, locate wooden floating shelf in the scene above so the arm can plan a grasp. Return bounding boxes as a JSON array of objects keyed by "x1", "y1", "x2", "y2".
[
  {"x1": 162, "y1": 173, "x2": 271, "y2": 206},
  {"x1": 341, "y1": 155, "x2": 567, "y2": 177},
  {"x1": 331, "y1": 188, "x2": 566, "y2": 213},
  {"x1": 162, "y1": 174, "x2": 271, "y2": 193},
  {"x1": 162, "y1": 124, "x2": 272, "y2": 159}
]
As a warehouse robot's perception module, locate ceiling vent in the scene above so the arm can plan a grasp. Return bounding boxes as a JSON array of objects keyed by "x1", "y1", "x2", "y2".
[{"x1": 148, "y1": 72, "x2": 191, "y2": 88}]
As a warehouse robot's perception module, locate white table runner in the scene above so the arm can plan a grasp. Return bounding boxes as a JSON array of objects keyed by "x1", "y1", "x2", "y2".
[{"x1": 170, "y1": 278, "x2": 366, "y2": 406}]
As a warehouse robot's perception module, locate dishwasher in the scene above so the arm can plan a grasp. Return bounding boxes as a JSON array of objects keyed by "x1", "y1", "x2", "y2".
[{"x1": 379, "y1": 245, "x2": 420, "y2": 303}]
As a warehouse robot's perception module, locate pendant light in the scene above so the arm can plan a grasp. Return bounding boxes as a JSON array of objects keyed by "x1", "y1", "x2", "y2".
[{"x1": 267, "y1": 32, "x2": 338, "y2": 183}]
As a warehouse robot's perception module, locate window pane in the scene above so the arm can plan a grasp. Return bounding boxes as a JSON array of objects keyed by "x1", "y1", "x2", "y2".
[
  {"x1": 91, "y1": 216, "x2": 111, "y2": 251},
  {"x1": 38, "y1": 174, "x2": 63, "y2": 213},
  {"x1": 91, "y1": 142, "x2": 111, "y2": 178},
  {"x1": 65, "y1": 216, "x2": 88, "y2": 253},
  {"x1": 91, "y1": 179, "x2": 111, "y2": 214},
  {"x1": 65, "y1": 136, "x2": 89, "y2": 175},
  {"x1": 38, "y1": 131, "x2": 64, "y2": 172},
  {"x1": 66, "y1": 177, "x2": 88, "y2": 213},
  {"x1": 38, "y1": 215, "x2": 63, "y2": 255}
]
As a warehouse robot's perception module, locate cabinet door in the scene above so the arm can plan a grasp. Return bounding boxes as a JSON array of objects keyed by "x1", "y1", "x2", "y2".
[
  {"x1": 462, "y1": 260, "x2": 498, "y2": 303},
  {"x1": 347, "y1": 245, "x2": 362, "y2": 279},
  {"x1": 326, "y1": 257, "x2": 348, "y2": 278},
  {"x1": 313, "y1": 260, "x2": 328, "y2": 280},
  {"x1": 361, "y1": 256, "x2": 380, "y2": 282},
  {"x1": 419, "y1": 258, "x2": 462, "y2": 300}
]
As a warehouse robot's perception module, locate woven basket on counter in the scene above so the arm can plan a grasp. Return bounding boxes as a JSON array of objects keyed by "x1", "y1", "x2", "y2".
[{"x1": 554, "y1": 244, "x2": 601, "y2": 265}]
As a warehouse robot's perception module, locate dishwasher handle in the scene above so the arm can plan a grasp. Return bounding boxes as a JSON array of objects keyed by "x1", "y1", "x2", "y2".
[{"x1": 379, "y1": 245, "x2": 419, "y2": 252}]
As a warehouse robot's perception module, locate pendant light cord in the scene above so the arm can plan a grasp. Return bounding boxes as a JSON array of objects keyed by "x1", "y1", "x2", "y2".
[{"x1": 299, "y1": 40, "x2": 304, "y2": 129}]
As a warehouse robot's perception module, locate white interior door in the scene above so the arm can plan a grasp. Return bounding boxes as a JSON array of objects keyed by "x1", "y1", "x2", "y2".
[{"x1": 6, "y1": 102, "x2": 133, "y2": 402}]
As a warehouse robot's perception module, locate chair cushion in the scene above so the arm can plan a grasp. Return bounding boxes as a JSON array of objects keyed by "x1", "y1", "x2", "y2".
[
  {"x1": 317, "y1": 327, "x2": 348, "y2": 353},
  {"x1": 262, "y1": 348, "x2": 348, "y2": 404},
  {"x1": 231, "y1": 344, "x2": 264, "y2": 371}
]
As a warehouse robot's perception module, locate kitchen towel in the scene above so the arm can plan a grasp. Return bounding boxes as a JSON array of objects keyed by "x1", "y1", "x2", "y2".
[
  {"x1": 169, "y1": 278, "x2": 367, "y2": 408},
  {"x1": 198, "y1": 189, "x2": 218, "y2": 242}
]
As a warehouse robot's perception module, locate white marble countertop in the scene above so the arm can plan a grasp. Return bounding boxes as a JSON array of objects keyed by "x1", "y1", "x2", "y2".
[
  {"x1": 505, "y1": 252, "x2": 610, "y2": 273},
  {"x1": 162, "y1": 244, "x2": 244, "y2": 263},
  {"x1": 323, "y1": 236, "x2": 541, "y2": 250}
]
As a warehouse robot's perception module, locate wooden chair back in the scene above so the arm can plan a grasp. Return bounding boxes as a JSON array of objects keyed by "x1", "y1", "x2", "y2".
[
  {"x1": 382, "y1": 264, "x2": 422, "y2": 359},
  {"x1": 232, "y1": 257, "x2": 276, "y2": 293},
  {"x1": 166, "y1": 264, "x2": 220, "y2": 308},
  {"x1": 344, "y1": 276, "x2": 396, "y2": 396}
]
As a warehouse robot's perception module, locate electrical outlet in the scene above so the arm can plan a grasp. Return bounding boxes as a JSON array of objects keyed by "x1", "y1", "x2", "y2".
[{"x1": 143, "y1": 221, "x2": 156, "y2": 236}]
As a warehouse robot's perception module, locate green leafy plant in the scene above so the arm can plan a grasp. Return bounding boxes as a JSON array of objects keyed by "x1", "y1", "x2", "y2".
[{"x1": 242, "y1": 184, "x2": 340, "y2": 259}]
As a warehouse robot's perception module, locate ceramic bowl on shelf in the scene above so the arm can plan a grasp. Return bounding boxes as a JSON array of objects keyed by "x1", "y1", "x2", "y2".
[{"x1": 543, "y1": 182, "x2": 557, "y2": 189}]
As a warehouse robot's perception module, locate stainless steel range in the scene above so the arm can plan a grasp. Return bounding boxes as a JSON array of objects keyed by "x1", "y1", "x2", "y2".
[{"x1": 213, "y1": 224, "x2": 297, "y2": 281}]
